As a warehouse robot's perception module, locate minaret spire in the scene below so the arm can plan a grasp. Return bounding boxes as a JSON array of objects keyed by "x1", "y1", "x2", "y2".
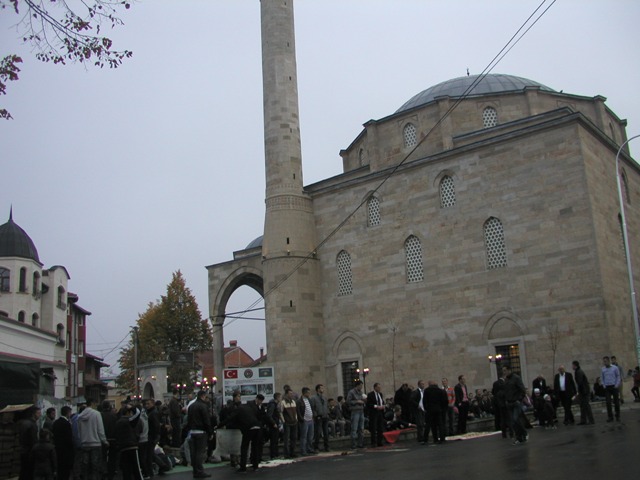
[{"x1": 260, "y1": 0, "x2": 325, "y2": 387}]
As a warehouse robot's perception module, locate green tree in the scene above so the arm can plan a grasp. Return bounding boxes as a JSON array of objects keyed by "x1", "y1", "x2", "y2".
[
  {"x1": 1, "y1": 0, "x2": 132, "y2": 119},
  {"x1": 117, "y1": 271, "x2": 213, "y2": 393}
]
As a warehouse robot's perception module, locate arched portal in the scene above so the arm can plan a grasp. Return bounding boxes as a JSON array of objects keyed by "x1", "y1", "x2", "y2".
[
  {"x1": 143, "y1": 382, "x2": 154, "y2": 400},
  {"x1": 207, "y1": 254, "x2": 265, "y2": 386}
]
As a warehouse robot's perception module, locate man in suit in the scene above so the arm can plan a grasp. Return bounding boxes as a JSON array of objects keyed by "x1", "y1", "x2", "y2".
[
  {"x1": 409, "y1": 380, "x2": 426, "y2": 443},
  {"x1": 454, "y1": 375, "x2": 470, "y2": 434},
  {"x1": 423, "y1": 380, "x2": 448, "y2": 444},
  {"x1": 554, "y1": 365, "x2": 577, "y2": 425},
  {"x1": 366, "y1": 383, "x2": 385, "y2": 447},
  {"x1": 53, "y1": 406, "x2": 74, "y2": 480}
]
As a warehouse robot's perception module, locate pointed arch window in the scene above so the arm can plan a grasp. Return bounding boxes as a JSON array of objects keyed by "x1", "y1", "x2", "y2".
[
  {"x1": 32, "y1": 272, "x2": 40, "y2": 298},
  {"x1": 358, "y1": 148, "x2": 365, "y2": 166},
  {"x1": 19, "y1": 267, "x2": 27, "y2": 293},
  {"x1": 367, "y1": 196, "x2": 380, "y2": 227},
  {"x1": 403, "y1": 123, "x2": 417, "y2": 148},
  {"x1": 0, "y1": 268, "x2": 9, "y2": 292},
  {"x1": 337, "y1": 250, "x2": 353, "y2": 296},
  {"x1": 620, "y1": 170, "x2": 630, "y2": 204},
  {"x1": 618, "y1": 214, "x2": 627, "y2": 260},
  {"x1": 483, "y1": 107, "x2": 498, "y2": 128},
  {"x1": 484, "y1": 217, "x2": 507, "y2": 269},
  {"x1": 440, "y1": 175, "x2": 456, "y2": 208},
  {"x1": 405, "y1": 235, "x2": 424, "y2": 283}
]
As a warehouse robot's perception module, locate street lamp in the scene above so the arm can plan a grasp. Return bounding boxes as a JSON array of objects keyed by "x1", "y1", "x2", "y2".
[
  {"x1": 615, "y1": 134, "x2": 640, "y2": 368},
  {"x1": 356, "y1": 367, "x2": 370, "y2": 392}
]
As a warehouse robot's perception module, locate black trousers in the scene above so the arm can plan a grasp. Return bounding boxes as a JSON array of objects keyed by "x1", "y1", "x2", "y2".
[
  {"x1": 457, "y1": 402, "x2": 469, "y2": 434},
  {"x1": 119, "y1": 449, "x2": 144, "y2": 480},
  {"x1": 240, "y1": 428, "x2": 263, "y2": 470},
  {"x1": 558, "y1": 391, "x2": 574, "y2": 423},
  {"x1": 368, "y1": 409, "x2": 384, "y2": 446},
  {"x1": 605, "y1": 386, "x2": 620, "y2": 419}
]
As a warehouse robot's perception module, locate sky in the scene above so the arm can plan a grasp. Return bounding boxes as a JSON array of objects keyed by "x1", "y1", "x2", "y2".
[{"x1": 2, "y1": 0, "x2": 639, "y2": 373}]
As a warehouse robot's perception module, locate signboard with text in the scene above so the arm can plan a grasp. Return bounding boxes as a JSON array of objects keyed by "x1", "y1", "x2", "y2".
[{"x1": 222, "y1": 366, "x2": 275, "y2": 403}]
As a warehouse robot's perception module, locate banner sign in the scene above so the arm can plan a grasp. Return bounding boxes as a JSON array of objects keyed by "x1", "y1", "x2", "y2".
[{"x1": 222, "y1": 366, "x2": 275, "y2": 403}]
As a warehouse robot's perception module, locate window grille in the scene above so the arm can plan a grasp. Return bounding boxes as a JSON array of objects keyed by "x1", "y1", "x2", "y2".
[
  {"x1": 440, "y1": 175, "x2": 456, "y2": 208},
  {"x1": 359, "y1": 148, "x2": 365, "y2": 166},
  {"x1": 403, "y1": 123, "x2": 417, "y2": 148},
  {"x1": 341, "y1": 361, "x2": 359, "y2": 396},
  {"x1": 484, "y1": 217, "x2": 507, "y2": 269},
  {"x1": 337, "y1": 250, "x2": 353, "y2": 296},
  {"x1": 494, "y1": 344, "x2": 521, "y2": 376},
  {"x1": 483, "y1": 107, "x2": 498, "y2": 128},
  {"x1": 405, "y1": 235, "x2": 424, "y2": 283},
  {"x1": 368, "y1": 196, "x2": 380, "y2": 227}
]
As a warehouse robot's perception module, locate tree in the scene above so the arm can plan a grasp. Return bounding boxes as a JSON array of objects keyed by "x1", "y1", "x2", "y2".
[
  {"x1": 117, "y1": 271, "x2": 213, "y2": 394},
  {"x1": 1, "y1": 0, "x2": 132, "y2": 119}
]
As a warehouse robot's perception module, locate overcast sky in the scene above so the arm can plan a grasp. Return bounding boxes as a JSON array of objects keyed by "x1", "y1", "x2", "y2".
[{"x1": 2, "y1": 0, "x2": 639, "y2": 373}]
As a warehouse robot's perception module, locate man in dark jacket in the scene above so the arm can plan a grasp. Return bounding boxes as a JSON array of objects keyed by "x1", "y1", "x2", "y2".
[
  {"x1": 187, "y1": 391, "x2": 213, "y2": 478},
  {"x1": 115, "y1": 405, "x2": 143, "y2": 480},
  {"x1": 423, "y1": 380, "x2": 448, "y2": 444},
  {"x1": 492, "y1": 375, "x2": 510, "y2": 438},
  {"x1": 17, "y1": 405, "x2": 40, "y2": 480},
  {"x1": 553, "y1": 365, "x2": 577, "y2": 425},
  {"x1": 100, "y1": 401, "x2": 119, "y2": 480},
  {"x1": 503, "y1": 364, "x2": 527, "y2": 445},
  {"x1": 144, "y1": 399, "x2": 161, "y2": 477},
  {"x1": 53, "y1": 406, "x2": 74, "y2": 480},
  {"x1": 168, "y1": 390, "x2": 183, "y2": 447},
  {"x1": 572, "y1": 360, "x2": 595, "y2": 425}
]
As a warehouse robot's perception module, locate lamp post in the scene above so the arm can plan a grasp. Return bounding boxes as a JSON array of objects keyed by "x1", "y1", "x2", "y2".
[
  {"x1": 615, "y1": 134, "x2": 640, "y2": 367},
  {"x1": 356, "y1": 367, "x2": 370, "y2": 392},
  {"x1": 132, "y1": 326, "x2": 140, "y2": 400}
]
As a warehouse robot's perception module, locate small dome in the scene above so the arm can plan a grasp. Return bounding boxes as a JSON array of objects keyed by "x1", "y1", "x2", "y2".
[
  {"x1": 246, "y1": 236, "x2": 263, "y2": 249},
  {"x1": 0, "y1": 210, "x2": 41, "y2": 263},
  {"x1": 396, "y1": 74, "x2": 555, "y2": 113}
]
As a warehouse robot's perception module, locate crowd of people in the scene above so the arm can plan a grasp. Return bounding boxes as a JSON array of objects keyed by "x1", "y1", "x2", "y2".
[{"x1": 12, "y1": 354, "x2": 637, "y2": 478}]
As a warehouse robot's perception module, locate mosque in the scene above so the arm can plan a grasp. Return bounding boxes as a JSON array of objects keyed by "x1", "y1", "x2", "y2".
[{"x1": 207, "y1": 0, "x2": 639, "y2": 396}]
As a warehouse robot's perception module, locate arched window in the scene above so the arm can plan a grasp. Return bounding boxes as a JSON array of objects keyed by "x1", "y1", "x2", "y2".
[
  {"x1": 32, "y1": 272, "x2": 40, "y2": 298},
  {"x1": 0, "y1": 267, "x2": 9, "y2": 292},
  {"x1": 618, "y1": 213, "x2": 627, "y2": 260},
  {"x1": 367, "y1": 196, "x2": 380, "y2": 227},
  {"x1": 403, "y1": 123, "x2": 417, "y2": 148},
  {"x1": 337, "y1": 250, "x2": 353, "y2": 296},
  {"x1": 57, "y1": 286, "x2": 66, "y2": 309},
  {"x1": 484, "y1": 217, "x2": 507, "y2": 269},
  {"x1": 483, "y1": 106, "x2": 498, "y2": 128},
  {"x1": 358, "y1": 148, "x2": 365, "y2": 166},
  {"x1": 18, "y1": 311, "x2": 26, "y2": 323},
  {"x1": 19, "y1": 267, "x2": 27, "y2": 293},
  {"x1": 620, "y1": 170, "x2": 630, "y2": 204},
  {"x1": 31, "y1": 313, "x2": 39, "y2": 327},
  {"x1": 405, "y1": 235, "x2": 424, "y2": 283},
  {"x1": 440, "y1": 175, "x2": 456, "y2": 208}
]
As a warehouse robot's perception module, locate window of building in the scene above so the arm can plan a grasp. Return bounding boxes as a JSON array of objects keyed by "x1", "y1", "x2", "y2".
[
  {"x1": 619, "y1": 214, "x2": 627, "y2": 260},
  {"x1": 440, "y1": 175, "x2": 456, "y2": 208},
  {"x1": 341, "y1": 361, "x2": 359, "y2": 397},
  {"x1": 403, "y1": 123, "x2": 417, "y2": 148},
  {"x1": 0, "y1": 267, "x2": 10, "y2": 292},
  {"x1": 19, "y1": 267, "x2": 27, "y2": 293},
  {"x1": 18, "y1": 311, "x2": 25, "y2": 323},
  {"x1": 484, "y1": 217, "x2": 507, "y2": 269},
  {"x1": 78, "y1": 340, "x2": 84, "y2": 357},
  {"x1": 483, "y1": 106, "x2": 498, "y2": 128},
  {"x1": 57, "y1": 286, "x2": 66, "y2": 310},
  {"x1": 405, "y1": 235, "x2": 424, "y2": 283},
  {"x1": 358, "y1": 148, "x2": 365, "y2": 166},
  {"x1": 620, "y1": 170, "x2": 630, "y2": 204},
  {"x1": 337, "y1": 250, "x2": 353, "y2": 296},
  {"x1": 31, "y1": 313, "x2": 39, "y2": 327},
  {"x1": 367, "y1": 196, "x2": 380, "y2": 227},
  {"x1": 32, "y1": 272, "x2": 40, "y2": 298},
  {"x1": 493, "y1": 344, "x2": 521, "y2": 377}
]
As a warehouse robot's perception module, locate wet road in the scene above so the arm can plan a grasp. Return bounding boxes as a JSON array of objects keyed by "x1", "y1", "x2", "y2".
[{"x1": 170, "y1": 406, "x2": 639, "y2": 479}]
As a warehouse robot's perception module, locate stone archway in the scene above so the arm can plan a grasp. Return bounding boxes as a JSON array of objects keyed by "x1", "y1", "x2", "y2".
[
  {"x1": 207, "y1": 252, "x2": 265, "y2": 386},
  {"x1": 143, "y1": 382, "x2": 154, "y2": 400}
]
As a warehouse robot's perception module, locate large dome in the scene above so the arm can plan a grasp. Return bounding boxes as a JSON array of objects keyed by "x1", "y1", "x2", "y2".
[
  {"x1": 0, "y1": 211, "x2": 41, "y2": 263},
  {"x1": 396, "y1": 74, "x2": 555, "y2": 113}
]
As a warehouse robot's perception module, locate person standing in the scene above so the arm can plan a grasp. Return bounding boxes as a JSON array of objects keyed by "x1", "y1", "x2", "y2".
[
  {"x1": 280, "y1": 388, "x2": 298, "y2": 458},
  {"x1": 168, "y1": 390, "x2": 183, "y2": 448},
  {"x1": 601, "y1": 356, "x2": 621, "y2": 422},
  {"x1": 454, "y1": 375, "x2": 470, "y2": 434},
  {"x1": 611, "y1": 356, "x2": 625, "y2": 404},
  {"x1": 297, "y1": 387, "x2": 315, "y2": 455},
  {"x1": 492, "y1": 375, "x2": 510, "y2": 438},
  {"x1": 32, "y1": 429, "x2": 57, "y2": 480},
  {"x1": 187, "y1": 390, "x2": 213, "y2": 478},
  {"x1": 503, "y1": 365, "x2": 528, "y2": 445},
  {"x1": 366, "y1": 383, "x2": 385, "y2": 448},
  {"x1": 572, "y1": 360, "x2": 594, "y2": 425},
  {"x1": 100, "y1": 401, "x2": 119, "y2": 480},
  {"x1": 17, "y1": 405, "x2": 41, "y2": 480},
  {"x1": 115, "y1": 406, "x2": 144, "y2": 480},
  {"x1": 77, "y1": 399, "x2": 109, "y2": 480},
  {"x1": 43, "y1": 407, "x2": 56, "y2": 435},
  {"x1": 441, "y1": 378, "x2": 455, "y2": 436},
  {"x1": 311, "y1": 384, "x2": 330, "y2": 452},
  {"x1": 423, "y1": 380, "x2": 447, "y2": 444},
  {"x1": 346, "y1": 380, "x2": 365, "y2": 449},
  {"x1": 53, "y1": 406, "x2": 74, "y2": 480},
  {"x1": 553, "y1": 365, "x2": 577, "y2": 425},
  {"x1": 266, "y1": 392, "x2": 283, "y2": 459},
  {"x1": 144, "y1": 399, "x2": 160, "y2": 478},
  {"x1": 410, "y1": 380, "x2": 426, "y2": 443}
]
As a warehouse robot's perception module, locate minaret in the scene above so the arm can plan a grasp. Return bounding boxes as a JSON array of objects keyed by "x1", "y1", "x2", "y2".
[{"x1": 260, "y1": 0, "x2": 325, "y2": 387}]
